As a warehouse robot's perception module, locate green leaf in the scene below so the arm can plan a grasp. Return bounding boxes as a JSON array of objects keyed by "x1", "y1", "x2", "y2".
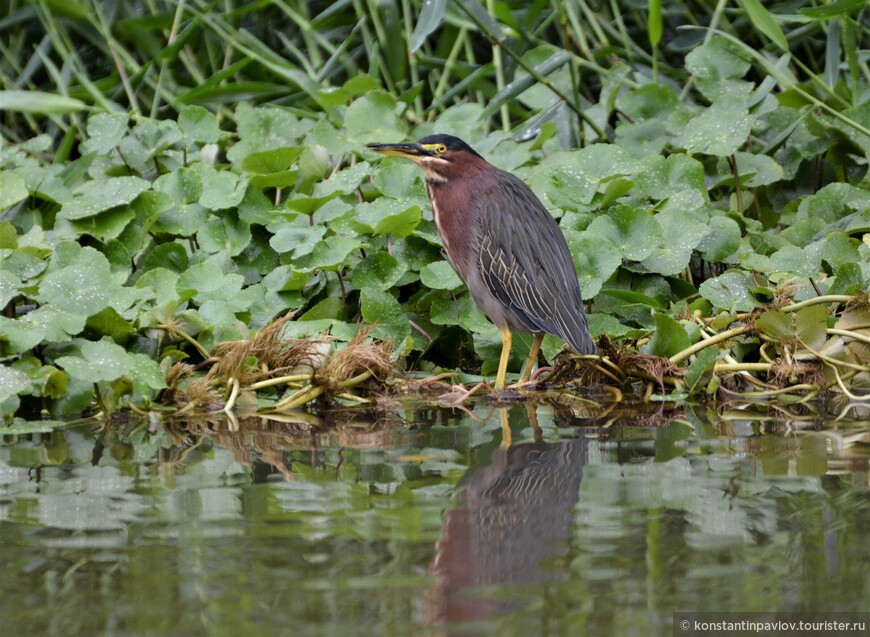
[
  {"x1": 0, "y1": 270, "x2": 20, "y2": 307},
  {"x1": 699, "y1": 271, "x2": 759, "y2": 312},
  {"x1": 420, "y1": 261, "x2": 463, "y2": 290},
  {"x1": 585, "y1": 205, "x2": 661, "y2": 261},
  {"x1": 53, "y1": 340, "x2": 164, "y2": 392},
  {"x1": 270, "y1": 224, "x2": 327, "y2": 258},
  {"x1": 352, "y1": 251, "x2": 406, "y2": 290},
  {"x1": 68, "y1": 206, "x2": 136, "y2": 242},
  {"x1": 197, "y1": 212, "x2": 252, "y2": 256},
  {"x1": 769, "y1": 245, "x2": 818, "y2": 278},
  {"x1": 295, "y1": 145, "x2": 332, "y2": 195},
  {"x1": 795, "y1": 305, "x2": 828, "y2": 350},
  {"x1": 60, "y1": 177, "x2": 150, "y2": 220},
  {"x1": 178, "y1": 106, "x2": 221, "y2": 143},
  {"x1": 56, "y1": 341, "x2": 134, "y2": 383},
  {"x1": 817, "y1": 231, "x2": 861, "y2": 272},
  {"x1": 565, "y1": 234, "x2": 622, "y2": 299},
  {"x1": 430, "y1": 292, "x2": 492, "y2": 334},
  {"x1": 373, "y1": 160, "x2": 425, "y2": 200},
  {"x1": 635, "y1": 154, "x2": 707, "y2": 201},
  {"x1": 728, "y1": 152, "x2": 784, "y2": 188},
  {"x1": 678, "y1": 95, "x2": 754, "y2": 157},
  {"x1": 21, "y1": 306, "x2": 86, "y2": 342},
  {"x1": 344, "y1": 75, "x2": 381, "y2": 96},
  {"x1": 85, "y1": 307, "x2": 134, "y2": 341},
  {"x1": 43, "y1": 369, "x2": 69, "y2": 400},
  {"x1": 685, "y1": 36, "x2": 751, "y2": 80},
  {"x1": 129, "y1": 353, "x2": 168, "y2": 390},
  {"x1": 286, "y1": 192, "x2": 341, "y2": 215},
  {"x1": 0, "y1": 316, "x2": 44, "y2": 354},
  {"x1": 81, "y1": 113, "x2": 128, "y2": 154},
  {"x1": 586, "y1": 313, "x2": 643, "y2": 340},
  {"x1": 359, "y1": 287, "x2": 410, "y2": 341},
  {"x1": 136, "y1": 268, "x2": 180, "y2": 305},
  {"x1": 227, "y1": 104, "x2": 311, "y2": 165},
  {"x1": 154, "y1": 166, "x2": 202, "y2": 203},
  {"x1": 527, "y1": 152, "x2": 597, "y2": 210},
  {"x1": 352, "y1": 199, "x2": 422, "y2": 238},
  {"x1": 829, "y1": 262, "x2": 865, "y2": 295},
  {"x1": 598, "y1": 289, "x2": 666, "y2": 309},
  {"x1": 316, "y1": 162, "x2": 374, "y2": 197},
  {"x1": 300, "y1": 297, "x2": 345, "y2": 321},
  {"x1": 617, "y1": 84, "x2": 680, "y2": 122},
  {"x1": 344, "y1": 90, "x2": 405, "y2": 144},
  {"x1": 0, "y1": 222, "x2": 17, "y2": 248},
  {"x1": 640, "y1": 209, "x2": 710, "y2": 276},
  {"x1": 756, "y1": 310, "x2": 792, "y2": 340},
  {"x1": 177, "y1": 262, "x2": 244, "y2": 303},
  {"x1": 0, "y1": 367, "x2": 30, "y2": 403},
  {"x1": 195, "y1": 164, "x2": 246, "y2": 210},
  {"x1": 698, "y1": 216, "x2": 741, "y2": 262},
  {"x1": 685, "y1": 347, "x2": 719, "y2": 393},
  {"x1": 641, "y1": 313, "x2": 692, "y2": 358},
  {"x1": 152, "y1": 168, "x2": 209, "y2": 237},
  {"x1": 242, "y1": 146, "x2": 303, "y2": 174},
  {"x1": 0, "y1": 90, "x2": 87, "y2": 114},
  {"x1": 797, "y1": 183, "x2": 870, "y2": 224},
  {"x1": 302, "y1": 236, "x2": 363, "y2": 271},
  {"x1": 142, "y1": 243, "x2": 189, "y2": 273},
  {"x1": 262, "y1": 266, "x2": 310, "y2": 292},
  {"x1": 0, "y1": 171, "x2": 29, "y2": 210},
  {"x1": 37, "y1": 246, "x2": 120, "y2": 316}
]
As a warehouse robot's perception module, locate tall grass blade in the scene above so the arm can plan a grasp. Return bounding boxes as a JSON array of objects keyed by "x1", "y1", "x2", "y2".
[
  {"x1": 411, "y1": 0, "x2": 447, "y2": 52},
  {"x1": 824, "y1": 19, "x2": 842, "y2": 89},
  {"x1": 736, "y1": 0, "x2": 789, "y2": 51},
  {"x1": 0, "y1": 90, "x2": 87, "y2": 114}
]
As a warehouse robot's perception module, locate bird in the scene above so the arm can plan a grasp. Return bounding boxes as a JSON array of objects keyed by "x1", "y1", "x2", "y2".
[
  {"x1": 367, "y1": 134, "x2": 595, "y2": 391},
  {"x1": 427, "y1": 406, "x2": 590, "y2": 624}
]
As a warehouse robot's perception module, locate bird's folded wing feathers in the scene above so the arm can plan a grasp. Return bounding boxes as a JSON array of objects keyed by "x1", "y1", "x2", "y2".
[{"x1": 476, "y1": 174, "x2": 593, "y2": 354}]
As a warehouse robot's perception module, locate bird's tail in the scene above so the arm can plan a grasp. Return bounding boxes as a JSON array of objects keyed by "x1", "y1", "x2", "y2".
[{"x1": 562, "y1": 311, "x2": 596, "y2": 355}]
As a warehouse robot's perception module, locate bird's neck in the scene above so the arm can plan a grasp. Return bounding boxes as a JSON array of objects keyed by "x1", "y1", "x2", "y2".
[{"x1": 420, "y1": 164, "x2": 448, "y2": 184}]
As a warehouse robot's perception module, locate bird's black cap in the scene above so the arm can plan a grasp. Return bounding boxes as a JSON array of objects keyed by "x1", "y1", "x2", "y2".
[{"x1": 415, "y1": 134, "x2": 483, "y2": 158}]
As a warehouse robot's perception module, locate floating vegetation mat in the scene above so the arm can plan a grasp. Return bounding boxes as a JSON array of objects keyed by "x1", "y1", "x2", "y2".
[{"x1": 140, "y1": 292, "x2": 870, "y2": 421}]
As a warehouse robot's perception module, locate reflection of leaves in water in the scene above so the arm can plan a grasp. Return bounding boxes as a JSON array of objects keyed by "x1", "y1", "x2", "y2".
[{"x1": 1, "y1": 402, "x2": 869, "y2": 636}]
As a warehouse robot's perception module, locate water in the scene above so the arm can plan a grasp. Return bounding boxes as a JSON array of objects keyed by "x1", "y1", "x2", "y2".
[{"x1": 1, "y1": 403, "x2": 868, "y2": 636}]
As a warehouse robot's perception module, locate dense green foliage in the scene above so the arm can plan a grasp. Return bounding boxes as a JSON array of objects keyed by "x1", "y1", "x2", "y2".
[{"x1": 1, "y1": 1, "x2": 869, "y2": 418}]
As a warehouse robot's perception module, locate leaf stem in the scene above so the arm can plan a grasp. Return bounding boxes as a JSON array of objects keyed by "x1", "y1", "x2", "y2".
[{"x1": 669, "y1": 325, "x2": 751, "y2": 365}]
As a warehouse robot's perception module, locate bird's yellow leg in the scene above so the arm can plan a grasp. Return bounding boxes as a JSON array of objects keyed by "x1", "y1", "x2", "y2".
[
  {"x1": 495, "y1": 327, "x2": 512, "y2": 392},
  {"x1": 499, "y1": 408, "x2": 512, "y2": 448},
  {"x1": 518, "y1": 333, "x2": 545, "y2": 385}
]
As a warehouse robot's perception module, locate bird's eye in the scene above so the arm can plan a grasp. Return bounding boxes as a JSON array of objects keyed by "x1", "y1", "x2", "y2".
[{"x1": 435, "y1": 144, "x2": 447, "y2": 154}]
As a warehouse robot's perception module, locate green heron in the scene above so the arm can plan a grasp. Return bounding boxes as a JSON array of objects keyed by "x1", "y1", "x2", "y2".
[
  {"x1": 367, "y1": 134, "x2": 595, "y2": 391},
  {"x1": 428, "y1": 406, "x2": 589, "y2": 623}
]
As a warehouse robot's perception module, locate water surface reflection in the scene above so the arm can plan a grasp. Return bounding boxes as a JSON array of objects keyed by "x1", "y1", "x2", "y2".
[
  {"x1": 0, "y1": 403, "x2": 867, "y2": 636},
  {"x1": 428, "y1": 407, "x2": 589, "y2": 627}
]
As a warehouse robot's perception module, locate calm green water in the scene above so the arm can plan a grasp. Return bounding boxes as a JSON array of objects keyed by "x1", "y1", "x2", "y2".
[{"x1": 1, "y1": 403, "x2": 868, "y2": 636}]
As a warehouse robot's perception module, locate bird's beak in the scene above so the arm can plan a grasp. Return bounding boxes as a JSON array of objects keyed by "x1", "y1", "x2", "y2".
[{"x1": 366, "y1": 142, "x2": 432, "y2": 159}]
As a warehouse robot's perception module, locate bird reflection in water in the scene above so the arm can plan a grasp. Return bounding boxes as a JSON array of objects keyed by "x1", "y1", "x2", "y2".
[{"x1": 426, "y1": 405, "x2": 589, "y2": 629}]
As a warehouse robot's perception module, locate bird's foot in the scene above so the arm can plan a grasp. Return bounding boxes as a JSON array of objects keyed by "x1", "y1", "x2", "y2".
[{"x1": 507, "y1": 366, "x2": 552, "y2": 390}]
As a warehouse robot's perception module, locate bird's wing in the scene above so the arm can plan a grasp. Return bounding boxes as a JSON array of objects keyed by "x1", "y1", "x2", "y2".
[{"x1": 476, "y1": 171, "x2": 594, "y2": 354}]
